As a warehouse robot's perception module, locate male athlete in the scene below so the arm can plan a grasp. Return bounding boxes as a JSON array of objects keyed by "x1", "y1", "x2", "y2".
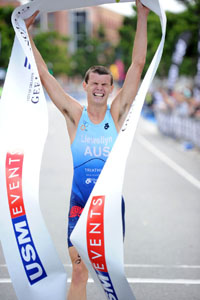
[{"x1": 26, "y1": 1, "x2": 149, "y2": 299}]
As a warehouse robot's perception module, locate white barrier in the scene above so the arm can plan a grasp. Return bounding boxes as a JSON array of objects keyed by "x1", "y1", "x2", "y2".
[{"x1": 156, "y1": 112, "x2": 200, "y2": 148}]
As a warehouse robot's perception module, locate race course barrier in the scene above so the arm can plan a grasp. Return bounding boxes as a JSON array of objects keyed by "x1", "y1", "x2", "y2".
[{"x1": 156, "y1": 111, "x2": 200, "y2": 149}]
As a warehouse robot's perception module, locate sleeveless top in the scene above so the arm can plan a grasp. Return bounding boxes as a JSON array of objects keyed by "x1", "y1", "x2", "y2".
[{"x1": 70, "y1": 105, "x2": 118, "y2": 205}]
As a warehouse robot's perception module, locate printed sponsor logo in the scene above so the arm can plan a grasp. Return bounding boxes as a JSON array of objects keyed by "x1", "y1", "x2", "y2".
[
  {"x1": 87, "y1": 196, "x2": 118, "y2": 300},
  {"x1": 69, "y1": 206, "x2": 83, "y2": 218},
  {"x1": 23, "y1": 56, "x2": 41, "y2": 104},
  {"x1": 6, "y1": 151, "x2": 47, "y2": 285},
  {"x1": 104, "y1": 123, "x2": 110, "y2": 130},
  {"x1": 80, "y1": 121, "x2": 89, "y2": 131},
  {"x1": 30, "y1": 74, "x2": 40, "y2": 104},
  {"x1": 14, "y1": 6, "x2": 31, "y2": 50},
  {"x1": 85, "y1": 168, "x2": 102, "y2": 173},
  {"x1": 24, "y1": 57, "x2": 31, "y2": 70},
  {"x1": 121, "y1": 104, "x2": 134, "y2": 132},
  {"x1": 26, "y1": 72, "x2": 41, "y2": 104},
  {"x1": 85, "y1": 178, "x2": 97, "y2": 185}
]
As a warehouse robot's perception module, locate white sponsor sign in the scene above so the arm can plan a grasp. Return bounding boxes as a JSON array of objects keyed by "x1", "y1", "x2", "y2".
[{"x1": 0, "y1": 0, "x2": 166, "y2": 299}]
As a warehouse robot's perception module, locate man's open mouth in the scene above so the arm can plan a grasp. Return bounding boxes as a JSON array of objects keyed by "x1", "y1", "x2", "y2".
[{"x1": 93, "y1": 93, "x2": 104, "y2": 97}]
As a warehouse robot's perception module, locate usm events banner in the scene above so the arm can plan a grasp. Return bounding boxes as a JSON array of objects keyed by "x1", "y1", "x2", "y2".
[
  {"x1": 71, "y1": 1, "x2": 166, "y2": 299},
  {"x1": 0, "y1": 4, "x2": 68, "y2": 300}
]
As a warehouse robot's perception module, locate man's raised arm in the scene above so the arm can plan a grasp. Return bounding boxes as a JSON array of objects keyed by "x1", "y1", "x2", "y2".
[
  {"x1": 26, "y1": 12, "x2": 82, "y2": 142},
  {"x1": 111, "y1": 0, "x2": 149, "y2": 131}
]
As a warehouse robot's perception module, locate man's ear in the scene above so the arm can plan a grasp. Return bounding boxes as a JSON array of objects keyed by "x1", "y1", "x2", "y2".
[{"x1": 83, "y1": 81, "x2": 87, "y2": 91}]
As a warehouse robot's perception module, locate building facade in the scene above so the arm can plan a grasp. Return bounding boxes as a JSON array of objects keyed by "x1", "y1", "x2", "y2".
[
  {"x1": 0, "y1": 0, "x2": 20, "y2": 7},
  {"x1": 46, "y1": 7, "x2": 123, "y2": 52},
  {"x1": 0, "y1": 1, "x2": 123, "y2": 53}
]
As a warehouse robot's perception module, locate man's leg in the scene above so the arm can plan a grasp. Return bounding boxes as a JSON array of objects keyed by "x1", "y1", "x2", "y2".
[{"x1": 67, "y1": 246, "x2": 88, "y2": 300}]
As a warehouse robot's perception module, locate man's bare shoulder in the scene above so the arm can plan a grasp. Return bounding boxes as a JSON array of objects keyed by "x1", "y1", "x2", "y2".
[{"x1": 62, "y1": 94, "x2": 83, "y2": 126}]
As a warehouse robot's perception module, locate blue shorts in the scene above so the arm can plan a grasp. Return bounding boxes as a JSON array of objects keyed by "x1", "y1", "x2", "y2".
[{"x1": 67, "y1": 192, "x2": 125, "y2": 248}]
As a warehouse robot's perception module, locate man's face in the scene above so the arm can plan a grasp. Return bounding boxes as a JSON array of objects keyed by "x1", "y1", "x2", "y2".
[{"x1": 83, "y1": 72, "x2": 113, "y2": 105}]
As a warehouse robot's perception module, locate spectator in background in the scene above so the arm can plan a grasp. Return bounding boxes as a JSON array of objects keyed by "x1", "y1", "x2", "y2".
[
  {"x1": 171, "y1": 87, "x2": 191, "y2": 117},
  {"x1": 153, "y1": 86, "x2": 200, "y2": 119},
  {"x1": 153, "y1": 87, "x2": 175, "y2": 112}
]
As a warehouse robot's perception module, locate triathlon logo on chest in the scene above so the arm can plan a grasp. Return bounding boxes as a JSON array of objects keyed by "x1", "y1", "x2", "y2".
[{"x1": 104, "y1": 123, "x2": 110, "y2": 130}]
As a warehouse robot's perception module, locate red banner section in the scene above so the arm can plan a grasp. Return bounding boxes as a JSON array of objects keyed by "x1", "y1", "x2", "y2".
[
  {"x1": 87, "y1": 196, "x2": 118, "y2": 299},
  {"x1": 87, "y1": 195, "x2": 107, "y2": 273},
  {"x1": 5, "y1": 151, "x2": 47, "y2": 285},
  {"x1": 6, "y1": 152, "x2": 25, "y2": 219}
]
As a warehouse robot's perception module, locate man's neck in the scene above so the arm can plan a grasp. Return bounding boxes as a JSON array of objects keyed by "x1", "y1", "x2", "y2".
[{"x1": 87, "y1": 103, "x2": 107, "y2": 124}]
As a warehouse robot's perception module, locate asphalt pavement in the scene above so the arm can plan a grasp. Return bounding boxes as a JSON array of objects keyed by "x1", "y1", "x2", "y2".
[{"x1": 0, "y1": 101, "x2": 200, "y2": 300}]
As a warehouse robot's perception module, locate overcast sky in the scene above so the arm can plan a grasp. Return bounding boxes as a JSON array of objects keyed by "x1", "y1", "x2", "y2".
[{"x1": 102, "y1": 0, "x2": 186, "y2": 16}]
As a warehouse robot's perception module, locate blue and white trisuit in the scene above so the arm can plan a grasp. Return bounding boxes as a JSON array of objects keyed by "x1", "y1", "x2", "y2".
[{"x1": 68, "y1": 105, "x2": 125, "y2": 247}]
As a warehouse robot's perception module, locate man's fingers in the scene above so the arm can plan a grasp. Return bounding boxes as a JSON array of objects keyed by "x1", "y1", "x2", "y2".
[
  {"x1": 136, "y1": 0, "x2": 150, "y2": 14},
  {"x1": 25, "y1": 10, "x2": 39, "y2": 28}
]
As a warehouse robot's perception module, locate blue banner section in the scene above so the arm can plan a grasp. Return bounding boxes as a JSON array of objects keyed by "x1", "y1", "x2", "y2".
[
  {"x1": 95, "y1": 270, "x2": 118, "y2": 300},
  {"x1": 12, "y1": 215, "x2": 47, "y2": 285}
]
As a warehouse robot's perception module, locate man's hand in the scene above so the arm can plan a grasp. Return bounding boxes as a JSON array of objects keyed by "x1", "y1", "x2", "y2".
[
  {"x1": 136, "y1": 0, "x2": 150, "y2": 17},
  {"x1": 25, "y1": 10, "x2": 39, "y2": 29}
]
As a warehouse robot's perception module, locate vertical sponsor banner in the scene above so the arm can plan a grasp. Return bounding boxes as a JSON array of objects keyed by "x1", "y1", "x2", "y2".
[
  {"x1": 71, "y1": 0, "x2": 166, "y2": 299},
  {"x1": 0, "y1": 8, "x2": 67, "y2": 300},
  {"x1": 167, "y1": 31, "x2": 191, "y2": 93},
  {"x1": 193, "y1": 26, "x2": 200, "y2": 100},
  {"x1": 5, "y1": 152, "x2": 47, "y2": 286}
]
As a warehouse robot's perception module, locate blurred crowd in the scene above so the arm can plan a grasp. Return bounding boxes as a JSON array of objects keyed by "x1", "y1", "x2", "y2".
[
  {"x1": 147, "y1": 86, "x2": 200, "y2": 120},
  {"x1": 143, "y1": 83, "x2": 200, "y2": 149}
]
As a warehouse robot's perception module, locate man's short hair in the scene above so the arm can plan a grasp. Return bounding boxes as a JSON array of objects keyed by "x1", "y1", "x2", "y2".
[{"x1": 84, "y1": 66, "x2": 113, "y2": 85}]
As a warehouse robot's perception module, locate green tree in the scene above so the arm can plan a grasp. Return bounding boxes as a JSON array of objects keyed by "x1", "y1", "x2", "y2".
[
  {"x1": 117, "y1": 6, "x2": 162, "y2": 76},
  {"x1": 69, "y1": 27, "x2": 115, "y2": 77},
  {"x1": 177, "y1": 0, "x2": 200, "y2": 13},
  {"x1": 164, "y1": 8, "x2": 198, "y2": 77},
  {"x1": 117, "y1": 1, "x2": 199, "y2": 78},
  {"x1": 34, "y1": 31, "x2": 71, "y2": 76},
  {"x1": 0, "y1": 7, "x2": 71, "y2": 76},
  {"x1": 0, "y1": 6, "x2": 15, "y2": 69}
]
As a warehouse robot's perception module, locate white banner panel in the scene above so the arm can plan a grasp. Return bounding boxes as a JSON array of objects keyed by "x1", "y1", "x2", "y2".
[
  {"x1": 0, "y1": 5, "x2": 67, "y2": 300},
  {"x1": 0, "y1": 0, "x2": 166, "y2": 299}
]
